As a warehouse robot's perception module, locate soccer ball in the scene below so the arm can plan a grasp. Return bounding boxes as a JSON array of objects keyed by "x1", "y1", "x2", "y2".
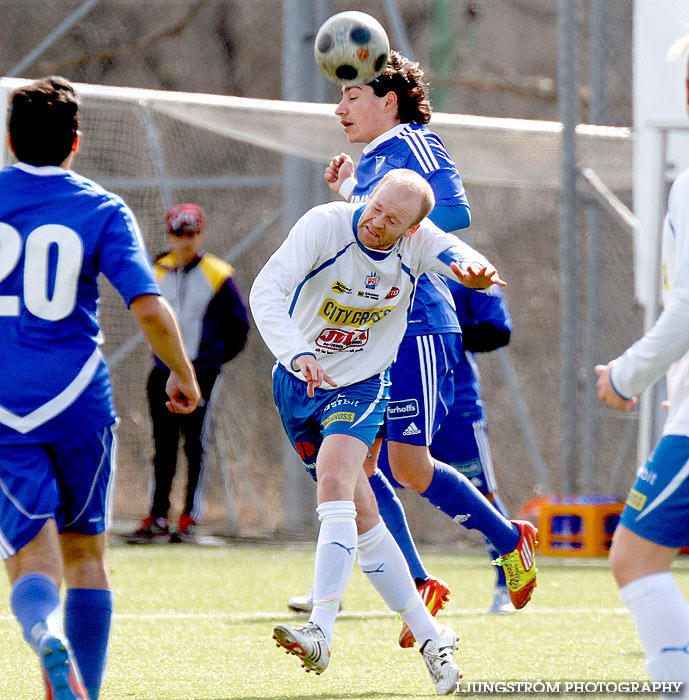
[{"x1": 314, "y1": 11, "x2": 390, "y2": 87}]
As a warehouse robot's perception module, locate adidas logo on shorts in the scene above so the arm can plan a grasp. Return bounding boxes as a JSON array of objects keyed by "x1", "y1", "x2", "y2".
[{"x1": 402, "y1": 422, "x2": 422, "y2": 436}]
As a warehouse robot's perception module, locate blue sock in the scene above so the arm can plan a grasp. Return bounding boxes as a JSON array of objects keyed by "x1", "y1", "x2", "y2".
[
  {"x1": 10, "y1": 574, "x2": 61, "y2": 645},
  {"x1": 422, "y1": 460, "x2": 520, "y2": 555},
  {"x1": 369, "y1": 470, "x2": 429, "y2": 583},
  {"x1": 64, "y1": 588, "x2": 113, "y2": 700},
  {"x1": 484, "y1": 494, "x2": 510, "y2": 587}
]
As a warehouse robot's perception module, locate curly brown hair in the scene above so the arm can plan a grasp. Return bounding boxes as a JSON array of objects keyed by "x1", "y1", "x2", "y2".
[{"x1": 367, "y1": 51, "x2": 431, "y2": 124}]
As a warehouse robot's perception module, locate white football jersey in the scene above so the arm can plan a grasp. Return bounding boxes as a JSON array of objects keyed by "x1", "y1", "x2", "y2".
[
  {"x1": 612, "y1": 167, "x2": 689, "y2": 437},
  {"x1": 250, "y1": 201, "x2": 488, "y2": 389}
]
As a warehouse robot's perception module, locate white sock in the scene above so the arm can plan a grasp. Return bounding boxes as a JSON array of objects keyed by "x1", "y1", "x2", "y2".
[
  {"x1": 620, "y1": 572, "x2": 689, "y2": 694},
  {"x1": 357, "y1": 517, "x2": 442, "y2": 647},
  {"x1": 308, "y1": 500, "x2": 357, "y2": 648}
]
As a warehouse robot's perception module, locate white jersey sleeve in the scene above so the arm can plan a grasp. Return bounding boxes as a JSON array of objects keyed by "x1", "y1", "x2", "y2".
[
  {"x1": 250, "y1": 206, "x2": 332, "y2": 371},
  {"x1": 611, "y1": 169, "x2": 689, "y2": 404}
]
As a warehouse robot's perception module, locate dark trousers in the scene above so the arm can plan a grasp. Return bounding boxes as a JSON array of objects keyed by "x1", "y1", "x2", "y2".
[{"x1": 147, "y1": 366, "x2": 219, "y2": 520}]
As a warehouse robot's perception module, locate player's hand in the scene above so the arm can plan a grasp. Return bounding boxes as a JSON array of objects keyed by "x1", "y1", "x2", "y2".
[
  {"x1": 450, "y1": 261, "x2": 507, "y2": 289},
  {"x1": 324, "y1": 153, "x2": 354, "y2": 195},
  {"x1": 165, "y1": 372, "x2": 202, "y2": 413},
  {"x1": 295, "y1": 355, "x2": 338, "y2": 398},
  {"x1": 594, "y1": 362, "x2": 637, "y2": 414}
]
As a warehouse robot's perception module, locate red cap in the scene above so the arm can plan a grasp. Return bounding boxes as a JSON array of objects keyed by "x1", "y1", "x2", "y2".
[{"x1": 166, "y1": 203, "x2": 205, "y2": 233}]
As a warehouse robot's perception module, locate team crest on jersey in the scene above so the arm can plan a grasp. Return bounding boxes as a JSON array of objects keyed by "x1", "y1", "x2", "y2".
[
  {"x1": 375, "y1": 155, "x2": 386, "y2": 174},
  {"x1": 316, "y1": 327, "x2": 369, "y2": 351},
  {"x1": 385, "y1": 287, "x2": 400, "y2": 299},
  {"x1": 365, "y1": 272, "x2": 379, "y2": 289},
  {"x1": 332, "y1": 280, "x2": 352, "y2": 295}
]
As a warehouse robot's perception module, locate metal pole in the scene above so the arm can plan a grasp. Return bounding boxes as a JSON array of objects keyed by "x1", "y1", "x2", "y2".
[
  {"x1": 381, "y1": 0, "x2": 414, "y2": 59},
  {"x1": 497, "y1": 349, "x2": 552, "y2": 493},
  {"x1": 429, "y1": 0, "x2": 453, "y2": 112},
  {"x1": 8, "y1": 0, "x2": 103, "y2": 77},
  {"x1": 581, "y1": 0, "x2": 606, "y2": 493},
  {"x1": 139, "y1": 101, "x2": 173, "y2": 212},
  {"x1": 558, "y1": 0, "x2": 578, "y2": 493},
  {"x1": 588, "y1": 0, "x2": 607, "y2": 126},
  {"x1": 638, "y1": 128, "x2": 669, "y2": 462},
  {"x1": 281, "y1": 0, "x2": 325, "y2": 536}
]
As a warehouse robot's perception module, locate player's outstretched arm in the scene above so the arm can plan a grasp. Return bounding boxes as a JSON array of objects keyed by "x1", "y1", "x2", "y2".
[
  {"x1": 130, "y1": 294, "x2": 201, "y2": 413},
  {"x1": 294, "y1": 354, "x2": 338, "y2": 398},
  {"x1": 324, "y1": 153, "x2": 355, "y2": 197},
  {"x1": 450, "y1": 261, "x2": 507, "y2": 290}
]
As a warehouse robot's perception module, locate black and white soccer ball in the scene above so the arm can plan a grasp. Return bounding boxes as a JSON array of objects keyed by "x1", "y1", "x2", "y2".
[{"x1": 314, "y1": 11, "x2": 390, "y2": 87}]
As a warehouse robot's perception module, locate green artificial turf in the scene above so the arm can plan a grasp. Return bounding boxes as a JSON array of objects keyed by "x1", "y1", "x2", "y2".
[{"x1": 2, "y1": 544, "x2": 686, "y2": 699}]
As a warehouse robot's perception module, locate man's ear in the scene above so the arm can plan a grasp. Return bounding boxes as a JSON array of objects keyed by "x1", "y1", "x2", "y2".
[
  {"x1": 384, "y1": 90, "x2": 398, "y2": 114},
  {"x1": 72, "y1": 131, "x2": 81, "y2": 154},
  {"x1": 404, "y1": 224, "x2": 420, "y2": 237},
  {"x1": 7, "y1": 135, "x2": 15, "y2": 157}
]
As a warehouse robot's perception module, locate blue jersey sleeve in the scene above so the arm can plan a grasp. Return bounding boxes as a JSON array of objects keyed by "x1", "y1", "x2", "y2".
[
  {"x1": 428, "y1": 203, "x2": 471, "y2": 232},
  {"x1": 97, "y1": 199, "x2": 160, "y2": 306},
  {"x1": 450, "y1": 280, "x2": 512, "y2": 331}
]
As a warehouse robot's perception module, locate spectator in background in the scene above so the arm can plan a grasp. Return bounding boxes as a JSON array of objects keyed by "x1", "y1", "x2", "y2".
[{"x1": 132, "y1": 204, "x2": 249, "y2": 544}]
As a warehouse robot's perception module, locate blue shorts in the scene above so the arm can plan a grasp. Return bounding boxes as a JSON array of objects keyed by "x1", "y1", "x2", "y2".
[
  {"x1": 620, "y1": 434, "x2": 689, "y2": 548},
  {"x1": 0, "y1": 423, "x2": 116, "y2": 560},
  {"x1": 382, "y1": 333, "x2": 462, "y2": 446},
  {"x1": 430, "y1": 414, "x2": 498, "y2": 494},
  {"x1": 272, "y1": 363, "x2": 390, "y2": 481}
]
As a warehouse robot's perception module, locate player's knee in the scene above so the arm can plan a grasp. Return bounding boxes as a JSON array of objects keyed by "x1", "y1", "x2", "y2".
[
  {"x1": 387, "y1": 444, "x2": 433, "y2": 492},
  {"x1": 60, "y1": 532, "x2": 107, "y2": 579},
  {"x1": 316, "y1": 469, "x2": 351, "y2": 501},
  {"x1": 388, "y1": 460, "x2": 429, "y2": 493}
]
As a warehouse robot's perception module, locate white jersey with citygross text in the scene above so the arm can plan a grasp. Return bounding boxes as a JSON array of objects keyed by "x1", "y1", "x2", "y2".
[
  {"x1": 250, "y1": 201, "x2": 488, "y2": 389},
  {"x1": 611, "y1": 167, "x2": 689, "y2": 437}
]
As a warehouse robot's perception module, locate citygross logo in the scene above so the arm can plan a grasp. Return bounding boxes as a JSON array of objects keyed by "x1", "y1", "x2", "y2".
[
  {"x1": 322, "y1": 412, "x2": 355, "y2": 429},
  {"x1": 318, "y1": 298, "x2": 394, "y2": 327}
]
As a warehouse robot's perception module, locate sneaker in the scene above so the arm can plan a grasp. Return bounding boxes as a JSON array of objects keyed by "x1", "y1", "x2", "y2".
[
  {"x1": 492, "y1": 520, "x2": 538, "y2": 609},
  {"x1": 488, "y1": 586, "x2": 515, "y2": 615},
  {"x1": 128, "y1": 516, "x2": 169, "y2": 544},
  {"x1": 36, "y1": 631, "x2": 89, "y2": 700},
  {"x1": 399, "y1": 576, "x2": 451, "y2": 648},
  {"x1": 420, "y1": 626, "x2": 462, "y2": 695},
  {"x1": 170, "y1": 514, "x2": 196, "y2": 544},
  {"x1": 273, "y1": 621, "x2": 330, "y2": 674},
  {"x1": 286, "y1": 591, "x2": 313, "y2": 613},
  {"x1": 286, "y1": 587, "x2": 343, "y2": 614}
]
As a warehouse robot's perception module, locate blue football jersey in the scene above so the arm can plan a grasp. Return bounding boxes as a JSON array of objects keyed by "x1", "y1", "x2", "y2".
[
  {"x1": 0, "y1": 163, "x2": 160, "y2": 444},
  {"x1": 350, "y1": 123, "x2": 469, "y2": 335},
  {"x1": 448, "y1": 281, "x2": 512, "y2": 416}
]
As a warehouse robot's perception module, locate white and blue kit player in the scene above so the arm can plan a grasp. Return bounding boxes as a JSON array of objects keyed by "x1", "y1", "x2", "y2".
[
  {"x1": 1, "y1": 77, "x2": 199, "y2": 700},
  {"x1": 596, "y1": 157, "x2": 689, "y2": 690},
  {"x1": 326, "y1": 53, "x2": 538, "y2": 641},
  {"x1": 251, "y1": 171, "x2": 500, "y2": 692}
]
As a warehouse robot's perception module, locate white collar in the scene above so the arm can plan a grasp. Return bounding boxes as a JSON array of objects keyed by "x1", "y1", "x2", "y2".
[
  {"x1": 11, "y1": 162, "x2": 69, "y2": 176},
  {"x1": 362, "y1": 123, "x2": 409, "y2": 154}
]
